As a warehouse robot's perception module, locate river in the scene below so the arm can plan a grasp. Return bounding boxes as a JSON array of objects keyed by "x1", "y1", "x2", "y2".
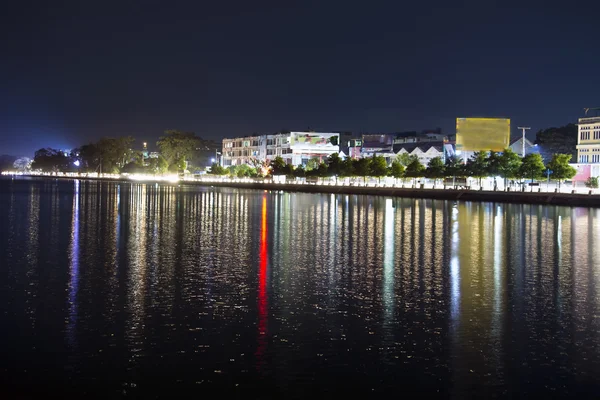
[{"x1": 1, "y1": 177, "x2": 599, "y2": 398}]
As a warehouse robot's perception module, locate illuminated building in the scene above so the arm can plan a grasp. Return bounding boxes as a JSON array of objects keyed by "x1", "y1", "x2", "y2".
[{"x1": 221, "y1": 131, "x2": 340, "y2": 166}]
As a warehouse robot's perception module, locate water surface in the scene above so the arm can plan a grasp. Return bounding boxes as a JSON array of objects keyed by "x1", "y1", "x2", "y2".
[{"x1": 0, "y1": 177, "x2": 599, "y2": 398}]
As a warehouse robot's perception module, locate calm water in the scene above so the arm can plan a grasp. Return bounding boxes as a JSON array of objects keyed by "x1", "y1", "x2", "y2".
[{"x1": 1, "y1": 177, "x2": 599, "y2": 398}]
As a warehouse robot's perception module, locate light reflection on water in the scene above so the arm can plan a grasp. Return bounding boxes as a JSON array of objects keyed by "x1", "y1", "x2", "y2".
[{"x1": 0, "y1": 178, "x2": 599, "y2": 398}]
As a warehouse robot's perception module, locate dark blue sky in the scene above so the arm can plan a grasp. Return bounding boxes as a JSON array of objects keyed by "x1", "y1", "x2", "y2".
[{"x1": 1, "y1": 0, "x2": 599, "y2": 156}]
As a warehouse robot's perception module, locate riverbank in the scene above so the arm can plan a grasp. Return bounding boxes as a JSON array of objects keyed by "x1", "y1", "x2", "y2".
[
  {"x1": 4, "y1": 173, "x2": 600, "y2": 208},
  {"x1": 199, "y1": 180, "x2": 600, "y2": 207}
]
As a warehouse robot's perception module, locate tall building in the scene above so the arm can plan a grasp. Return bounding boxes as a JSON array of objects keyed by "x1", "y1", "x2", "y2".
[
  {"x1": 222, "y1": 131, "x2": 340, "y2": 167},
  {"x1": 576, "y1": 115, "x2": 600, "y2": 164},
  {"x1": 573, "y1": 114, "x2": 600, "y2": 182}
]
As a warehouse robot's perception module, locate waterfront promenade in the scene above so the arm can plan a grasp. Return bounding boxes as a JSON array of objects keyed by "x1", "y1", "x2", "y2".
[{"x1": 3, "y1": 172, "x2": 600, "y2": 208}]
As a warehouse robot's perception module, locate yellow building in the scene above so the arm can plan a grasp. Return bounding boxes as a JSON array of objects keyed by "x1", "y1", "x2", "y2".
[{"x1": 576, "y1": 116, "x2": 600, "y2": 164}]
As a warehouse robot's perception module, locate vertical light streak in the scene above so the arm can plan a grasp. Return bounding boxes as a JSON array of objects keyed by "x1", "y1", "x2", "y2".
[{"x1": 67, "y1": 180, "x2": 80, "y2": 347}]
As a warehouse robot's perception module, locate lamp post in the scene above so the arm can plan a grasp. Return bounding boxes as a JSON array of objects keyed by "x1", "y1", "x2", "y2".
[
  {"x1": 518, "y1": 126, "x2": 531, "y2": 157},
  {"x1": 216, "y1": 150, "x2": 222, "y2": 166}
]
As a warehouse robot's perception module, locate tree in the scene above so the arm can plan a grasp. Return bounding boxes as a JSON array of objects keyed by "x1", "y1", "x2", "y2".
[
  {"x1": 585, "y1": 177, "x2": 599, "y2": 189},
  {"x1": 353, "y1": 157, "x2": 372, "y2": 183},
  {"x1": 388, "y1": 160, "x2": 405, "y2": 180},
  {"x1": 425, "y1": 156, "x2": 445, "y2": 186},
  {"x1": 293, "y1": 165, "x2": 306, "y2": 178},
  {"x1": 534, "y1": 123, "x2": 577, "y2": 162},
  {"x1": 396, "y1": 152, "x2": 418, "y2": 167},
  {"x1": 156, "y1": 155, "x2": 169, "y2": 174},
  {"x1": 518, "y1": 153, "x2": 546, "y2": 183},
  {"x1": 465, "y1": 152, "x2": 489, "y2": 187},
  {"x1": 326, "y1": 153, "x2": 343, "y2": 177},
  {"x1": 339, "y1": 157, "x2": 355, "y2": 177},
  {"x1": 209, "y1": 163, "x2": 227, "y2": 175},
  {"x1": 498, "y1": 148, "x2": 522, "y2": 186},
  {"x1": 271, "y1": 156, "x2": 289, "y2": 175},
  {"x1": 404, "y1": 158, "x2": 425, "y2": 179},
  {"x1": 306, "y1": 158, "x2": 320, "y2": 171},
  {"x1": 444, "y1": 155, "x2": 465, "y2": 182},
  {"x1": 370, "y1": 155, "x2": 388, "y2": 182},
  {"x1": 486, "y1": 151, "x2": 502, "y2": 189},
  {"x1": 328, "y1": 136, "x2": 339, "y2": 146},
  {"x1": 95, "y1": 137, "x2": 135, "y2": 173},
  {"x1": 13, "y1": 157, "x2": 32, "y2": 172},
  {"x1": 31, "y1": 148, "x2": 70, "y2": 172},
  {"x1": 157, "y1": 130, "x2": 201, "y2": 170},
  {"x1": 546, "y1": 154, "x2": 577, "y2": 189}
]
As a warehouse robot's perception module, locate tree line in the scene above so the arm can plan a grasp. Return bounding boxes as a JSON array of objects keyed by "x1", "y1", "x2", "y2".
[
  {"x1": 29, "y1": 130, "x2": 209, "y2": 174},
  {"x1": 210, "y1": 149, "x2": 579, "y2": 187}
]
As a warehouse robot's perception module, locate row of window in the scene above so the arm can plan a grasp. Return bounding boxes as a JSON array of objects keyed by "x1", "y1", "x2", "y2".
[
  {"x1": 580, "y1": 131, "x2": 600, "y2": 140},
  {"x1": 266, "y1": 148, "x2": 293, "y2": 156},
  {"x1": 579, "y1": 155, "x2": 600, "y2": 163}
]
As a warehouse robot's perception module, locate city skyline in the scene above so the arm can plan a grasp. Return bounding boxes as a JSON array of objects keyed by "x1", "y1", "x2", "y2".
[{"x1": 1, "y1": 1, "x2": 600, "y2": 156}]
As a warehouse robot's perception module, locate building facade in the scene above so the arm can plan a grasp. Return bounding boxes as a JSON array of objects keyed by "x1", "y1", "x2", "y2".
[
  {"x1": 576, "y1": 116, "x2": 600, "y2": 163},
  {"x1": 574, "y1": 115, "x2": 600, "y2": 181},
  {"x1": 222, "y1": 131, "x2": 340, "y2": 167}
]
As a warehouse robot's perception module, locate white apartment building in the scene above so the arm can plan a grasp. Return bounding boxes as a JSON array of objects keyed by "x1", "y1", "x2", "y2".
[{"x1": 222, "y1": 131, "x2": 340, "y2": 167}]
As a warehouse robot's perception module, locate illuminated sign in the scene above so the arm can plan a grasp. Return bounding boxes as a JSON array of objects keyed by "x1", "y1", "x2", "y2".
[{"x1": 456, "y1": 118, "x2": 510, "y2": 151}]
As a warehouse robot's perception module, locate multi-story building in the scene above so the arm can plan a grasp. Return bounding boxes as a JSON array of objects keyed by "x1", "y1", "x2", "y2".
[
  {"x1": 339, "y1": 138, "x2": 362, "y2": 159},
  {"x1": 573, "y1": 114, "x2": 600, "y2": 182},
  {"x1": 222, "y1": 135, "x2": 264, "y2": 166},
  {"x1": 222, "y1": 131, "x2": 340, "y2": 167},
  {"x1": 576, "y1": 115, "x2": 600, "y2": 163}
]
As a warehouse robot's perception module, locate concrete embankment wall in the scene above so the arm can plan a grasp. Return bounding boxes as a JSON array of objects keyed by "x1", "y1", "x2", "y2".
[{"x1": 197, "y1": 180, "x2": 600, "y2": 208}]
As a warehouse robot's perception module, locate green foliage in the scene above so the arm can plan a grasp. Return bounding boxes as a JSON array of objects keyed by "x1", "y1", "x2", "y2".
[
  {"x1": 404, "y1": 158, "x2": 425, "y2": 178},
  {"x1": 230, "y1": 164, "x2": 257, "y2": 178},
  {"x1": 535, "y1": 123, "x2": 578, "y2": 162},
  {"x1": 157, "y1": 130, "x2": 201, "y2": 168},
  {"x1": 498, "y1": 148, "x2": 522, "y2": 180},
  {"x1": 339, "y1": 158, "x2": 355, "y2": 177},
  {"x1": 396, "y1": 153, "x2": 418, "y2": 167},
  {"x1": 547, "y1": 154, "x2": 577, "y2": 182},
  {"x1": 585, "y1": 177, "x2": 599, "y2": 189},
  {"x1": 486, "y1": 150, "x2": 501, "y2": 177},
  {"x1": 328, "y1": 136, "x2": 339, "y2": 146},
  {"x1": 518, "y1": 153, "x2": 546, "y2": 181},
  {"x1": 425, "y1": 157, "x2": 445, "y2": 181},
  {"x1": 444, "y1": 155, "x2": 465, "y2": 178},
  {"x1": 271, "y1": 156, "x2": 287, "y2": 175},
  {"x1": 388, "y1": 160, "x2": 405, "y2": 179},
  {"x1": 305, "y1": 158, "x2": 320, "y2": 171},
  {"x1": 96, "y1": 136, "x2": 135, "y2": 173},
  {"x1": 353, "y1": 157, "x2": 372, "y2": 179},
  {"x1": 293, "y1": 164, "x2": 306, "y2": 178},
  {"x1": 326, "y1": 153, "x2": 343, "y2": 176},
  {"x1": 31, "y1": 148, "x2": 71, "y2": 172},
  {"x1": 157, "y1": 155, "x2": 169, "y2": 174},
  {"x1": 369, "y1": 155, "x2": 388, "y2": 177},
  {"x1": 271, "y1": 156, "x2": 293, "y2": 176},
  {"x1": 466, "y1": 152, "x2": 488, "y2": 180},
  {"x1": 209, "y1": 163, "x2": 227, "y2": 175}
]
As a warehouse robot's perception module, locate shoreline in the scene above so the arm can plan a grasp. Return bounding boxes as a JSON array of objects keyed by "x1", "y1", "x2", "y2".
[{"x1": 4, "y1": 174, "x2": 600, "y2": 208}]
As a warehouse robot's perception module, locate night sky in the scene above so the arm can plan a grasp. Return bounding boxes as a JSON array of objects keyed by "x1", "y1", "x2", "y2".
[{"x1": 1, "y1": 0, "x2": 599, "y2": 156}]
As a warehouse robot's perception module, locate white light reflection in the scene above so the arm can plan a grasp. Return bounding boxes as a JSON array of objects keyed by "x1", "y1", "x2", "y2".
[
  {"x1": 492, "y1": 205, "x2": 502, "y2": 339},
  {"x1": 67, "y1": 180, "x2": 80, "y2": 348},
  {"x1": 450, "y1": 205, "x2": 460, "y2": 322},
  {"x1": 383, "y1": 198, "x2": 395, "y2": 323}
]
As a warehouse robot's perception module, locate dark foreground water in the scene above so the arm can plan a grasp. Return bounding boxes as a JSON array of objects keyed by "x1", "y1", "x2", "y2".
[{"x1": 1, "y1": 177, "x2": 599, "y2": 399}]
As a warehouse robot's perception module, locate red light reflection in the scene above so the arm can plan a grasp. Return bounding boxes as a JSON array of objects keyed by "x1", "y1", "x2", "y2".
[{"x1": 256, "y1": 196, "x2": 268, "y2": 370}]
